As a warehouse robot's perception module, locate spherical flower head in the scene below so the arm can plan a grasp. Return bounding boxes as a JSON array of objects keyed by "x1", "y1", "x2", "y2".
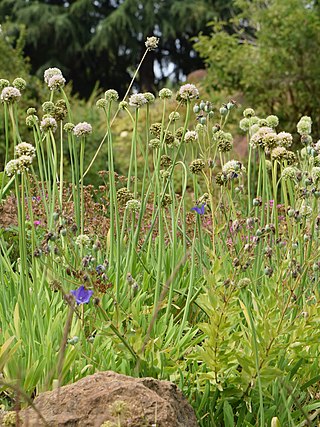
[
  {"x1": 116, "y1": 187, "x2": 134, "y2": 206},
  {"x1": 70, "y1": 285, "x2": 93, "y2": 305},
  {"x1": 15, "y1": 142, "x2": 36, "y2": 158},
  {"x1": 105, "y1": 89, "x2": 119, "y2": 101},
  {"x1": 297, "y1": 116, "x2": 312, "y2": 135},
  {"x1": 143, "y1": 92, "x2": 155, "y2": 103},
  {"x1": 27, "y1": 107, "x2": 37, "y2": 115},
  {"x1": 266, "y1": 115, "x2": 279, "y2": 128},
  {"x1": 53, "y1": 99, "x2": 67, "y2": 121},
  {"x1": 222, "y1": 160, "x2": 245, "y2": 179},
  {"x1": 119, "y1": 100, "x2": 128, "y2": 110},
  {"x1": 238, "y1": 278, "x2": 251, "y2": 288},
  {"x1": 128, "y1": 93, "x2": 147, "y2": 108},
  {"x1": 178, "y1": 83, "x2": 199, "y2": 100},
  {"x1": 150, "y1": 122, "x2": 162, "y2": 138},
  {"x1": 277, "y1": 131, "x2": 293, "y2": 148},
  {"x1": 26, "y1": 114, "x2": 39, "y2": 128},
  {"x1": 73, "y1": 122, "x2": 92, "y2": 137},
  {"x1": 148, "y1": 138, "x2": 161, "y2": 149},
  {"x1": 13, "y1": 77, "x2": 27, "y2": 91},
  {"x1": 159, "y1": 88, "x2": 172, "y2": 99},
  {"x1": 126, "y1": 199, "x2": 141, "y2": 211},
  {"x1": 189, "y1": 158, "x2": 205, "y2": 174},
  {"x1": 243, "y1": 108, "x2": 255, "y2": 118},
  {"x1": 5, "y1": 159, "x2": 19, "y2": 177},
  {"x1": 160, "y1": 169, "x2": 170, "y2": 179},
  {"x1": 239, "y1": 118, "x2": 250, "y2": 132},
  {"x1": 0, "y1": 79, "x2": 9, "y2": 90},
  {"x1": 216, "y1": 130, "x2": 233, "y2": 152},
  {"x1": 48, "y1": 74, "x2": 66, "y2": 91},
  {"x1": 42, "y1": 101, "x2": 55, "y2": 114},
  {"x1": 271, "y1": 146, "x2": 288, "y2": 162},
  {"x1": 281, "y1": 166, "x2": 299, "y2": 181},
  {"x1": 1, "y1": 86, "x2": 21, "y2": 103},
  {"x1": 75, "y1": 234, "x2": 90, "y2": 247},
  {"x1": 160, "y1": 154, "x2": 172, "y2": 168},
  {"x1": 262, "y1": 132, "x2": 278, "y2": 152},
  {"x1": 17, "y1": 155, "x2": 33, "y2": 173},
  {"x1": 250, "y1": 126, "x2": 274, "y2": 149},
  {"x1": 96, "y1": 98, "x2": 108, "y2": 109},
  {"x1": 64, "y1": 122, "x2": 75, "y2": 132},
  {"x1": 44, "y1": 67, "x2": 63, "y2": 84},
  {"x1": 40, "y1": 116, "x2": 57, "y2": 133},
  {"x1": 184, "y1": 130, "x2": 198, "y2": 143},
  {"x1": 169, "y1": 111, "x2": 180, "y2": 122},
  {"x1": 145, "y1": 36, "x2": 159, "y2": 50}
]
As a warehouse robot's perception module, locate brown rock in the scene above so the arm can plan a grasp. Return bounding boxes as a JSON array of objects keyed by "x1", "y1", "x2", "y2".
[{"x1": 19, "y1": 371, "x2": 198, "y2": 427}]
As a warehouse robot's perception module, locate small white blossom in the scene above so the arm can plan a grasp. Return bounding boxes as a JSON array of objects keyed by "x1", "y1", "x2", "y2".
[
  {"x1": 40, "y1": 116, "x2": 57, "y2": 133},
  {"x1": 75, "y1": 234, "x2": 90, "y2": 247},
  {"x1": 15, "y1": 142, "x2": 36, "y2": 158},
  {"x1": 73, "y1": 122, "x2": 92, "y2": 137},
  {"x1": 48, "y1": 74, "x2": 66, "y2": 90},
  {"x1": 178, "y1": 83, "x2": 199, "y2": 100},
  {"x1": 128, "y1": 93, "x2": 147, "y2": 108},
  {"x1": 5, "y1": 159, "x2": 19, "y2": 177},
  {"x1": 1, "y1": 86, "x2": 21, "y2": 103},
  {"x1": 184, "y1": 130, "x2": 198, "y2": 143},
  {"x1": 44, "y1": 67, "x2": 63, "y2": 84},
  {"x1": 145, "y1": 36, "x2": 159, "y2": 50}
]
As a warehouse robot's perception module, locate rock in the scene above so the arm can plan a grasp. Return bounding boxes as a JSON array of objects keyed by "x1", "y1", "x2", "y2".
[{"x1": 19, "y1": 371, "x2": 198, "y2": 426}]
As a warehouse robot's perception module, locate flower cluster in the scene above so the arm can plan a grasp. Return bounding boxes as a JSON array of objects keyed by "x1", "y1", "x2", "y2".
[
  {"x1": 73, "y1": 122, "x2": 92, "y2": 137},
  {"x1": 145, "y1": 36, "x2": 159, "y2": 50},
  {"x1": 1, "y1": 86, "x2": 21, "y2": 103},
  {"x1": 40, "y1": 116, "x2": 58, "y2": 133},
  {"x1": 178, "y1": 83, "x2": 199, "y2": 101},
  {"x1": 44, "y1": 67, "x2": 66, "y2": 91},
  {"x1": 15, "y1": 142, "x2": 36, "y2": 158},
  {"x1": 128, "y1": 93, "x2": 148, "y2": 108}
]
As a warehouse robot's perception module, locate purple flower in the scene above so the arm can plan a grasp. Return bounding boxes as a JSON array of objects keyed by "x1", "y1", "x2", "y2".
[
  {"x1": 70, "y1": 286, "x2": 93, "y2": 305},
  {"x1": 191, "y1": 203, "x2": 205, "y2": 215}
]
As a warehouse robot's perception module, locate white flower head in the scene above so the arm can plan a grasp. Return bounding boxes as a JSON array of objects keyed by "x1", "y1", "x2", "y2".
[
  {"x1": 75, "y1": 234, "x2": 90, "y2": 247},
  {"x1": 128, "y1": 93, "x2": 147, "y2": 108},
  {"x1": 5, "y1": 159, "x2": 19, "y2": 177},
  {"x1": 15, "y1": 142, "x2": 36, "y2": 159},
  {"x1": 184, "y1": 130, "x2": 198, "y2": 143},
  {"x1": 48, "y1": 74, "x2": 66, "y2": 91},
  {"x1": 73, "y1": 122, "x2": 92, "y2": 137},
  {"x1": 1, "y1": 86, "x2": 21, "y2": 103},
  {"x1": 145, "y1": 36, "x2": 159, "y2": 50},
  {"x1": 178, "y1": 83, "x2": 199, "y2": 100},
  {"x1": 44, "y1": 67, "x2": 63, "y2": 84},
  {"x1": 40, "y1": 116, "x2": 58, "y2": 133}
]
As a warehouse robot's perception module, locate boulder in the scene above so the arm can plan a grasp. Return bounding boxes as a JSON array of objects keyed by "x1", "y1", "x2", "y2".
[{"x1": 19, "y1": 371, "x2": 198, "y2": 426}]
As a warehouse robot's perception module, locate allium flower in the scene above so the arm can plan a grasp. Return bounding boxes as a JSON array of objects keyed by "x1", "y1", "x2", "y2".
[
  {"x1": 243, "y1": 108, "x2": 255, "y2": 118},
  {"x1": 149, "y1": 138, "x2": 161, "y2": 149},
  {"x1": 178, "y1": 83, "x2": 199, "y2": 100},
  {"x1": 143, "y1": 92, "x2": 155, "y2": 104},
  {"x1": 64, "y1": 122, "x2": 75, "y2": 132},
  {"x1": 169, "y1": 111, "x2": 180, "y2": 122},
  {"x1": 266, "y1": 115, "x2": 279, "y2": 128},
  {"x1": 5, "y1": 159, "x2": 19, "y2": 177},
  {"x1": 150, "y1": 122, "x2": 162, "y2": 138},
  {"x1": 105, "y1": 89, "x2": 119, "y2": 101},
  {"x1": 96, "y1": 98, "x2": 108, "y2": 109},
  {"x1": 189, "y1": 158, "x2": 205, "y2": 174},
  {"x1": 15, "y1": 142, "x2": 36, "y2": 158},
  {"x1": 128, "y1": 93, "x2": 147, "y2": 108},
  {"x1": 116, "y1": 187, "x2": 134, "y2": 206},
  {"x1": 159, "y1": 88, "x2": 172, "y2": 99},
  {"x1": 73, "y1": 122, "x2": 92, "y2": 137},
  {"x1": 0, "y1": 79, "x2": 9, "y2": 90},
  {"x1": 1, "y1": 86, "x2": 21, "y2": 103},
  {"x1": 70, "y1": 285, "x2": 93, "y2": 305},
  {"x1": 126, "y1": 199, "x2": 141, "y2": 211},
  {"x1": 12, "y1": 77, "x2": 27, "y2": 91},
  {"x1": 281, "y1": 166, "x2": 300, "y2": 181},
  {"x1": 17, "y1": 155, "x2": 34, "y2": 173},
  {"x1": 277, "y1": 132, "x2": 293, "y2": 148},
  {"x1": 222, "y1": 160, "x2": 245, "y2": 179},
  {"x1": 44, "y1": 67, "x2": 63, "y2": 84},
  {"x1": 239, "y1": 118, "x2": 250, "y2": 132},
  {"x1": 42, "y1": 101, "x2": 55, "y2": 113},
  {"x1": 216, "y1": 130, "x2": 233, "y2": 152},
  {"x1": 145, "y1": 36, "x2": 159, "y2": 50},
  {"x1": 48, "y1": 74, "x2": 66, "y2": 90},
  {"x1": 191, "y1": 204, "x2": 205, "y2": 214},
  {"x1": 119, "y1": 100, "x2": 128, "y2": 109},
  {"x1": 250, "y1": 127, "x2": 274, "y2": 149},
  {"x1": 27, "y1": 107, "x2": 37, "y2": 115},
  {"x1": 40, "y1": 116, "x2": 57, "y2": 133},
  {"x1": 26, "y1": 114, "x2": 39, "y2": 128},
  {"x1": 271, "y1": 146, "x2": 288, "y2": 162},
  {"x1": 75, "y1": 234, "x2": 90, "y2": 247},
  {"x1": 184, "y1": 130, "x2": 198, "y2": 143},
  {"x1": 262, "y1": 132, "x2": 278, "y2": 152},
  {"x1": 297, "y1": 116, "x2": 312, "y2": 135},
  {"x1": 160, "y1": 154, "x2": 172, "y2": 168},
  {"x1": 161, "y1": 193, "x2": 172, "y2": 207}
]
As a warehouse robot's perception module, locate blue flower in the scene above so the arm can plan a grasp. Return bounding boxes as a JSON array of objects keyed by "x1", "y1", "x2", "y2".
[
  {"x1": 70, "y1": 285, "x2": 93, "y2": 305},
  {"x1": 191, "y1": 203, "x2": 205, "y2": 215}
]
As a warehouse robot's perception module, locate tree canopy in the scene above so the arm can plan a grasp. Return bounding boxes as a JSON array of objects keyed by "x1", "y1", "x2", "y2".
[{"x1": 0, "y1": 0, "x2": 234, "y2": 97}]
